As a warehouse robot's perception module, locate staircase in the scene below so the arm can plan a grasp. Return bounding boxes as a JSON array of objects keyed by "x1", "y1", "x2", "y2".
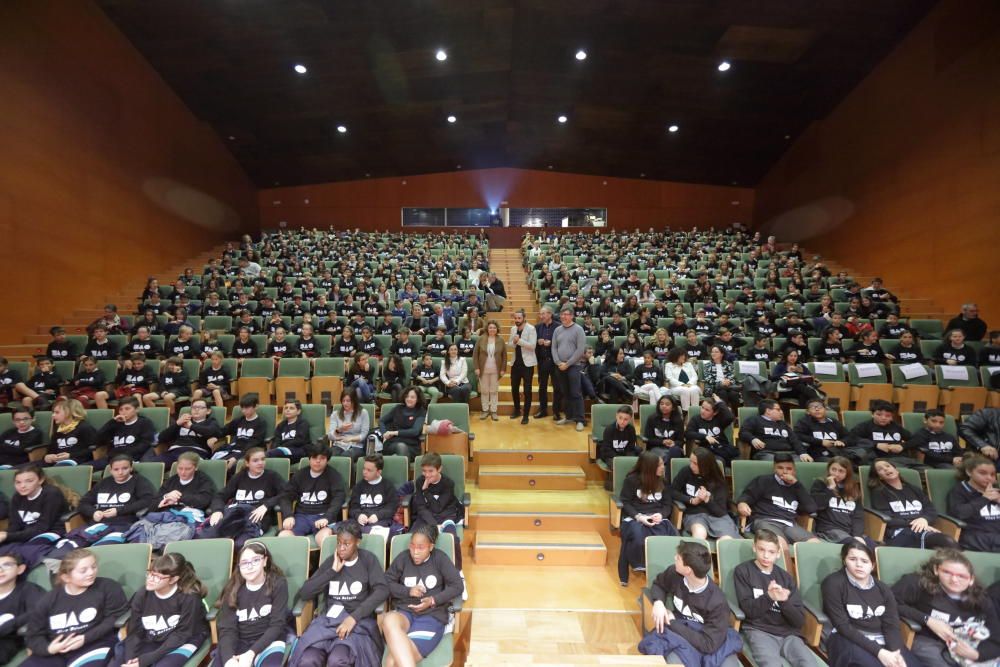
[
  {"x1": 484, "y1": 249, "x2": 539, "y2": 415},
  {"x1": 0, "y1": 246, "x2": 226, "y2": 362}
]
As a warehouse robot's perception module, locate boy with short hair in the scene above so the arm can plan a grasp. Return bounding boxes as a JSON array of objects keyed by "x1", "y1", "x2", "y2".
[
  {"x1": 142, "y1": 356, "x2": 189, "y2": 413},
  {"x1": 69, "y1": 355, "x2": 109, "y2": 409},
  {"x1": 215, "y1": 393, "x2": 269, "y2": 468},
  {"x1": 907, "y1": 409, "x2": 962, "y2": 469},
  {"x1": 94, "y1": 395, "x2": 156, "y2": 468},
  {"x1": 736, "y1": 453, "x2": 821, "y2": 560},
  {"x1": 279, "y1": 443, "x2": 346, "y2": 548},
  {"x1": 847, "y1": 399, "x2": 919, "y2": 468},
  {"x1": 598, "y1": 406, "x2": 640, "y2": 471},
  {"x1": 640, "y1": 541, "x2": 742, "y2": 666},
  {"x1": 0, "y1": 357, "x2": 39, "y2": 411},
  {"x1": 733, "y1": 529, "x2": 814, "y2": 667},
  {"x1": 27, "y1": 357, "x2": 63, "y2": 410},
  {"x1": 411, "y1": 451, "x2": 464, "y2": 574},
  {"x1": 0, "y1": 405, "x2": 46, "y2": 468},
  {"x1": 45, "y1": 326, "x2": 76, "y2": 361},
  {"x1": 193, "y1": 351, "x2": 231, "y2": 407},
  {"x1": 113, "y1": 353, "x2": 157, "y2": 399}
]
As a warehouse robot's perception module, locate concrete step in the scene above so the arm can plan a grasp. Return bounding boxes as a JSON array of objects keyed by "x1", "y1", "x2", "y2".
[
  {"x1": 475, "y1": 449, "x2": 590, "y2": 467},
  {"x1": 470, "y1": 510, "x2": 607, "y2": 533},
  {"x1": 466, "y1": 655, "x2": 662, "y2": 666},
  {"x1": 477, "y1": 465, "x2": 587, "y2": 490},
  {"x1": 0, "y1": 344, "x2": 42, "y2": 361},
  {"x1": 473, "y1": 530, "x2": 607, "y2": 566}
]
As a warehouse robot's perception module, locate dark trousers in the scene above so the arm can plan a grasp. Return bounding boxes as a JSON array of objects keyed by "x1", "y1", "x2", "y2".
[
  {"x1": 510, "y1": 361, "x2": 534, "y2": 413},
  {"x1": 827, "y1": 632, "x2": 922, "y2": 667},
  {"x1": 555, "y1": 363, "x2": 584, "y2": 422},
  {"x1": 536, "y1": 356, "x2": 560, "y2": 413}
]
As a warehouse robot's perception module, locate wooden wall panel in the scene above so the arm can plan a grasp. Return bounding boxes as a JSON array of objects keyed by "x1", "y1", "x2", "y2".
[
  {"x1": 753, "y1": 0, "x2": 1000, "y2": 321},
  {"x1": 0, "y1": 0, "x2": 258, "y2": 343}
]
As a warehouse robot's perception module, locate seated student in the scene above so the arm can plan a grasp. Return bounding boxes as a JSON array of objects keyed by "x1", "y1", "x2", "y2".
[
  {"x1": 632, "y1": 350, "x2": 666, "y2": 406},
  {"x1": 794, "y1": 399, "x2": 867, "y2": 464},
  {"x1": 892, "y1": 548, "x2": 1000, "y2": 667},
  {"x1": 411, "y1": 452, "x2": 465, "y2": 577},
  {"x1": 82, "y1": 325, "x2": 119, "y2": 362},
  {"x1": 378, "y1": 355, "x2": 407, "y2": 404},
  {"x1": 296, "y1": 323, "x2": 321, "y2": 360},
  {"x1": 143, "y1": 356, "x2": 191, "y2": 413},
  {"x1": 947, "y1": 452, "x2": 1000, "y2": 553},
  {"x1": 770, "y1": 349, "x2": 817, "y2": 408},
  {"x1": 685, "y1": 397, "x2": 738, "y2": 465},
  {"x1": 598, "y1": 405, "x2": 641, "y2": 473},
  {"x1": 733, "y1": 529, "x2": 814, "y2": 667},
  {"x1": 643, "y1": 396, "x2": 685, "y2": 464},
  {"x1": 736, "y1": 454, "x2": 820, "y2": 558},
  {"x1": 617, "y1": 452, "x2": 677, "y2": 585},
  {"x1": 133, "y1": 310, "x2": 162, "y2": 336},
  {"x1": 0, "y1": 465, "x2": 70, "y2": 565},
  {"x1": 45, "y1": 327, "x2": 77, "y2": 362},
  {"x1": 93, "y1": 396, "x2": 156, "y2": 469},
  {"x1": 328, "y1": 390, "x2": 370, "y2": 461},
  {"x1": 412, "y1": 353, "x2": 441, "y2": 405},
  {"x1": 383, "y1": 524, "x2": 464, "y2": 667},
  {"x1": 439, "y1": 344, "x2": 472, "y2": 403},
  {"x1": 867, "y1": 459, "x2": 958, "y2": 550},
  {"x1": 815, "y1": 327, "x2": 846, "y2": 363},
  {"x1": 348, "y1": 455, "x2": 399, "y2": 536},
  {"x1": 193, "y1": 351, "x2": 232, "y2": 408},
  {"x1": 332, "y1": 327, "x2": 359, "y2": 359},
  {"x1": 889, "y1": 330, "x2": 924, "y2": 364},
  {"x1": 744, "y1": 334, "x2": 774, "y2": 363},
  {"x1": 665, "y1": 348, "x2": 702, "y2": 413},
  {"x1": 71, "y1": 454, "x2": 156, "y2": 534},
  {"x1": 267, "y1": 399, "x2": 311, "y2": 462},
  {"x1": 278, "y1": 444, "x2": 346, "y2": 548},
  {"x1": 45, "y1": 398, "x2": 97, "y2": 466},
  {"x1": 69, "y1": 356, "x2": 109, "y2": 409},
  {"x1": 201, "y1": 447, "x2": 285, "y2": 547},
  {"x1": 846, "y1": 330, "x2": 886, "y2": 365},
  {"x1": 810, "y1": 456, "x2": 868, "y2": 547},
  {"x1": 822, "y1": 542, "x2": 920, "y2": 667},
  {"x1": 639, "y1": 541, "x2": 742, "y2": 667},
  {"x1": 740, "y1": 400, "x2": 814, "y2": 462},
  {"x1": 0, "y1": 405, "x2": 46, "y2": 468},
  {"x1": 155, "y1": 398, "x2": 223, "y2": 463},
  {"x1": 848, "y1": 400, "x2": 920, "y2": 469},
  {"x1": 164, "y1": 325, "x2": 202, "y2": 360},
  {"x1": 934, "y1": 329, "x2": 979, "y2": 366},
  {"x1": 148, "y1": 452, "x2": 215, "y2": 516},
  {"x1": 125, "y1": 325, "x2": 163, "y2": 360},
  {"x1": 109, "y1": 552, "x2": 209, "y2": 667},
  {"x1": 28, "y1": 357, "x2": 64, "y2": 410},
  {"x1": 22, "y1": 548, "x2": 128, "y2": 667},
  {"x1": 0, "y1": 552, "x2": 44, "y2": 664},
  {"x1": 266, "y1": 326, "x2": 292, "y2": 365},
  {"x1": 213, "y1": 542, "x2": 290, "y2": 667},
  {"x1": 908, "y1": 409, "x2": 962, "y2": 469},
  {"x1": 959, "y1": 407, "x2": 1000, "y2": 461},
  {"x1": 979, "y1": 330, "x2": 1000, "y2": 368},
  {"x1": 598, "y1": 347, "x2": 635, "y2": 403},
  {"x1": 232, "y1": 327, "x2": 259, "y2": 362},
  {"x1": 375, "y1": 388, "x2": 427, "y2": 460},
  {"x1": 671, "y1": 447, "x2": 740, "y2": 542},
  {"x1": 423, "y1": 328, "x2": 449, "y2": 358},
  {"x1": 877, "y1": 312, "x2": 909, "y2": 341},
  {"x1": 290, "y1": 520, "x2": 389, "y2": 667},
  {"x1": 344, "y1": 352, "x2": 376, "y2": 403},
  {"x1": 214, "y1": 393, "x2": 269, "y2": 468}
]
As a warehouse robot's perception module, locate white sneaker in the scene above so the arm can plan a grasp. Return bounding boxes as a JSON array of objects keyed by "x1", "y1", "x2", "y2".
[
  {"x1": 555, "y1": 418, "x2": 569, "y2": 425},
  {"x1": 460, "y1": 570, "x2": 468, "y2": 601},
  {"x1": 479, "y1": 412, "x2": 489, "y2": 420}
]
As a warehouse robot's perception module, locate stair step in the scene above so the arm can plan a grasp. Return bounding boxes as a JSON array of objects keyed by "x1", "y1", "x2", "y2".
[
  {"x1": 474, "y1": 530, "x2": 607, "y2": 566},
  {"x1": 466, "y1": 655, "x2": 662, "y2": 666},
  {"x1": 471, "y1": 510, "x2": 606, "y2": 532},
  {"x1": 475, "y1": 449, "x2": 589, "y2": 467},
  {"x1": 477, "y1": 465, "x2": 587, "y2": 490}
]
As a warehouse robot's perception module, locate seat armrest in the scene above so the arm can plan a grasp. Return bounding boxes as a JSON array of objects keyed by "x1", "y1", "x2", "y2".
[
  {"x1": 462, "y1": 492, "x2": 471, "y2": 507},
  {"x1": 400, "y1": 494, "x2": 412, "y2": 508},
  {"x1": 726, "y1": 599, "x2": 746, "y2": 622},
  {"x1": 115, "y1": 611, "x2": 130, "y2": 629}
]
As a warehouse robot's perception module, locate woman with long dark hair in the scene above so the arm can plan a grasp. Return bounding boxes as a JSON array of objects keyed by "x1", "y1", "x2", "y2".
[
  {"x1": 868, "y1": 459, "x2": 957, "y2": 550},
  {"x1": 810, "y1": 456, "x2": 868, "y2": 546},
  {"x1": 617, "y1": 451, "x2": 676, "y2": 586},
  {"x1": 671, "y1": 447, "x2": 739, "y2": 541}
]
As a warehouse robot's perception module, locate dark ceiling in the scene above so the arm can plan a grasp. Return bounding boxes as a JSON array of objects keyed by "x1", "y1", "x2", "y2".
[{"x1": 97, "y1": 0, "x2": 937, "y2": 188}]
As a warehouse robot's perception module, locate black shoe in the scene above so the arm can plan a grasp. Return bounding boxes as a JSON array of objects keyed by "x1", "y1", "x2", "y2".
[
  {"x1": 520, "y1": 417, "x2": 529, "y2": 425},
  {"x1": 510, "y1": 411, "x2": 522, "y2": 419},
  {"x1": 533, "y1": 410, "x2": 548, "y2": 419},
  {"x1": 553, "y1": 413, "x2": 563, "y2": 421}
]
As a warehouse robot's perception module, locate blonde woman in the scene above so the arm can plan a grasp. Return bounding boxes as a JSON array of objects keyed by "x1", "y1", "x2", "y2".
[{"x1": 473, "y1": 320, "x2": 507, "y2": 421}]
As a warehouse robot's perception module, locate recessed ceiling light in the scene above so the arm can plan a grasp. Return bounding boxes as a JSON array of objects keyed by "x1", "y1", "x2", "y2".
[
  {"x1": 456, "y1": 164, "x2": 462, "y2": 169},
  {"x1": 336, "y1": 125, "x2": 347, "y2": 133},
  {"x1": 668, "y1": 125, "x2": 679, "y2": 133},
  {"x1": 557, "y1": 115, "x2": 568, "y2": 123},
  {"x1": 547, "y1": 165, "x2": 553, "y2": 169},
  {"x1": 447, "y1": 115, "x2": 457, "y2": 123},
  {"x1": 731, "y1": 200, "x2": 740, "y2": 205},
  {"x1": 435, "y1": 49, "x2": 447, "y2": 61},
  {"x1": 640, "y1": 173, "x2": 646, "y2": 178},
  {"x1": 228, "y1": 135, "x2": 235, "y2": 140},
  {"x1": 784, "y1": 134, "x2": 791, "y2": 140},
  {"x1": 293, "y1": 64, "x2": 308, "y2": 74},
  {"x1": 575, "y1": 49, "x2": 587, "y2": 61},
  {"x1": 717, "y1": 61, "x2": 731, "y2": 72}
]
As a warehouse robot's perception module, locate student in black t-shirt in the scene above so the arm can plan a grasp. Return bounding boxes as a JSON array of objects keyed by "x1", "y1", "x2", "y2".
[
  {"x1": 411, "y1": 452, "x2": 465, "y2": 574},
  {"x1": 733, "y1": 529, "x2": 813, "y2": 667},
  {"x1": 113, "y1": 353, "x2": 157, "y2": 402},
  {"x1": 142, "y1": 356, "x2": 190, "y2": 413},
  {"x1": 934, "y1": 329, "x2": 978, "y2": 367},
  {"x1": 213, "y1": 542, "x2": 290, "y2": 667},
  {"x1": 45, "y1": 398, "x2": 97, "y2": 465},
  {"x1": 0, "y1": 405, "x2": 46, "y2": 468},
  {"x1": 268, "y1": 400, "x2": 312, "y2": 462},
  {"x1": 94, "y1": 396, "x2": 156, "y2": 468},
  {"x1": 28, "y1": 357, "x2": 64, "y2": 410},
  {"x1": 348, "y1": 455, "x2": 399, "y2": 535},
  {"x1": 278, "y1": 444, "x2": 345, "y2": 549},
  {"x1": 671, "y1": 447, "x2": 739, "y2": 542},
  {"x1": 617, "y1": 451, "x2": 677, "y2": 585},
  {"x1": 980, "y1": 330, "x2": 1000, "y2": 368},
  {"x1": 110, "y1": 553, "x2": 209, "y2": 667},
  {"x1": 215, "y1": 393, "x2": 269, "y2": 468},
  {"x1": 202, "y1": 447, "x2": 285, "y2": 547},
  {"x1": 946, "y1": 453, "x2": 1000, "y2": 553},
  {"x1": 0, "y1": 465, "x2": 69, "y2": 563},
  {"x1": 888, "y1": 330, "x2": 925, "y2": 364},
  {"x1": 867, "y1": 459, "x2": 958, "y2": 550},
  {"x1": 23, "y1": 548, "x2": 128, "y2": 667},
  {"x1": 892, "y1": 548, "x2": 1000, "y2": 667},
  {"x1": 908, "y1": 409, "x2": 961, "y2": 468},
  {"x1": 0, "y1": 553, "x2": 43, "y2": 664},
  {"x1": 809, "y1": 456, "x2": 868, "y2": 547},
  {"x1": 76, "y1": 454, "x2": 156, "y2": 530},
  {"x1": 232, "y1": 327, "x2": 259, "y2": 362},
  {"x1": 383, "y1": 524, "x2": 463, "y2": 667},
  {"x1": 45, "y1": 327, "x2": 76, "y2": 362},
  {"x1": 291, "y1": 520, "x2": 389, "y2": 667},
  {"x1": 0, "y1": 357, "x2": 39, "y2": 411},
  {"x1": 821, "y1": 542, "x2": 919, "y2": 667},
  {"x1": 193, "y1": 351, "x2": 232, "y2": 407},
  {"x1": 68, "y1": 356, "x2": 109, "y2": 410}
]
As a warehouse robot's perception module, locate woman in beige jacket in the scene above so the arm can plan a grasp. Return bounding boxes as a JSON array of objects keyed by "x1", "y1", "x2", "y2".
[{"x1": 472, "y1": 320, "x2": 508, "y2": 420}]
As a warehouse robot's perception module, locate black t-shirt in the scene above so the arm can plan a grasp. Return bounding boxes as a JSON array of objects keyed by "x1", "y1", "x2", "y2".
[
  {"x1": 123, "y1": 588, "x2": 208, "y2": 664},
  {"x1": 217, "y1": 578, "x2": 289, "y2": 663},
  {"x1": 46, "y1": 340, "x2": 76, "y2": 361},
  {"x1": 78, "y1": 474, "x2": 156, "y2": 525},
  {"x1": 386, "y1": 549, "x2": 463, "y2": 625},
  {"x1": 26, "y1": 578, "x2": 128, "y2": 653},
  {"x1": 298, "y1": 550, "x2": 388, "y2": 621},
  {"x1": 0, "y1": 581, "x2": 44, "y2": 641},
  {"x1": 0, "y1": 426, "x2": 44, "y2": 466}
]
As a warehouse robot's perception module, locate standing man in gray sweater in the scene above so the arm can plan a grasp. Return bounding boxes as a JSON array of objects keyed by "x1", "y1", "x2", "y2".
[{"x1": 552, "y1": 306, "x2": 587, "y2": 431}]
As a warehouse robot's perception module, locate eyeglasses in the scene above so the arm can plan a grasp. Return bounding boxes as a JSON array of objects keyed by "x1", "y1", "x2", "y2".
[
  {"x1": 12, "y1": 417, "x2": 32, "y2": 422},
  {"x1": 0, "y1": 562, "x2": 20, "y2": 571},
  {"x1": 939, "y1": 568, "x2": 971, "y2": 581},
  {"x1": 238, "y1": 556, "x2": 264, "y2": 568},
  {"x1": 146, "y1": 571, "x2": 169, "y2": 582}
]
